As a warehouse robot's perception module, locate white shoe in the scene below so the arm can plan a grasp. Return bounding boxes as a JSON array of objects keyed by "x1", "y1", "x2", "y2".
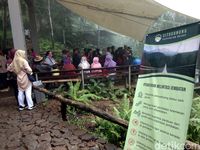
[
  {"x1": 28, "y1": 106, "x2": 35, "y2": 110},
  {"x1": 19, "y1": 106, "x2": 25, "y2": 111}
]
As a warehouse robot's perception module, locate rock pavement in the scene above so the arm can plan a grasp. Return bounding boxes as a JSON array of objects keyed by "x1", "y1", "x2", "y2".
[{"x1": 0, "y1": 94, "x2": 121, "y2": 150}]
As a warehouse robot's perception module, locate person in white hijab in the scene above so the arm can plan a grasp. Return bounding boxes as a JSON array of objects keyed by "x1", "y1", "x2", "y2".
[
  {"x1": 78, "y1": 56, "x2": 90, "y2": 73},
  {"x1": 7, "y1": 50, "x2": 34, "y2": 111}
]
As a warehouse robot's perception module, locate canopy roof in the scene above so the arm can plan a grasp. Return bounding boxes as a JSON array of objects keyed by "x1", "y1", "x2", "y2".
[{"x1": 57, "y1": 0, "x2": 169, "y2": 41}]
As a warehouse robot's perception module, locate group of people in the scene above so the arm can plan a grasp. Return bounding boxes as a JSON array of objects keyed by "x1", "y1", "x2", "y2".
[
  {"x1": 57, "y1": 46, "x2": 140, "y2": 75},
  {"x1": 0, "y1": 45, "x2": 140, "y2": 111},
  {"x1": 25, "y1": 45, "x2": 141, "y2": 77},
  {"x1": 76, "y1": 51, "x2": 117, "y2": 73},
  {"x1": 29, "y1": 48, "x2": 118, "y2": 76}
]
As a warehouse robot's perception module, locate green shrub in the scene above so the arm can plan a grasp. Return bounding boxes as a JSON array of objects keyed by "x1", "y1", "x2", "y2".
[
  {"x1": 86, "y1": 79, "x2": 134, "y2": 101},
  {"x1": 55, "y1": 82, "x2": 102, "y2": 103},
  {"x1": 187, "y1": 95, "x2": 200, "y2": 144},
  {"x1": 39, "y1": 39, "x2": 64, "y2": 61},
  {"x1": 94, "y1": 94, "x2": 132, "y2": 147}
]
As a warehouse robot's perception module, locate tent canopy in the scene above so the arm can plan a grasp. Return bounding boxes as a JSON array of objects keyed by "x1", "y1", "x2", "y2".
[
  {"x1": 57, "y1": 0, "x2": 169, "y2": 41},
  {"x1": 57, "y1": 0, "x2": 199, "y2": 41}
]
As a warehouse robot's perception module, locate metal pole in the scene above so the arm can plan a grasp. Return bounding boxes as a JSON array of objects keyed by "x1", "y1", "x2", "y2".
[
  {"x1": 128, "y1": 65, "x2": 131, "y2": 91},
  {"x1": 48, "y1": 0, "x2": 54, "y2": 49},
  {"x1": 63, "y1": 30, "x2": 66, "y2": 47},
  {"x1": 35, "y1": 73, "x2": 38, "y2": 81},
  {"x1": 81, "y1": 69, "x2": 85, "y2": 89},
  {"x1": 97, "y1": 26, "x2": 100, "y2": 48}
]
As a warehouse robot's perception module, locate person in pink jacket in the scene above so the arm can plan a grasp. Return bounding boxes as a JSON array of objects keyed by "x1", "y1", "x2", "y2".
[
  {"x1": 91, "y1": 57, "x2": 102, "y2": 73},
  {"x1": 7, "y1": 50, "x2": 34, "y2": 111}
]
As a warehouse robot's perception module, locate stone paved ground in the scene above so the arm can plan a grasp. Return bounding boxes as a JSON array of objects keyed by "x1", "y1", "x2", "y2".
[{"x1": 0, "y1": 91, "x2": 121, "y2": 150}]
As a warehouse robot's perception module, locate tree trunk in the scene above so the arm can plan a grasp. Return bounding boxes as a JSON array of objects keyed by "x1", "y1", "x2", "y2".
[
  {"x1": 33, "y1": 85, "x2": 128, "y2": 128},
  {"x1": 48, "y1": 0, "x2": 54, "y2": 49},
  {"x1": 24, "y1": 0, "x2": 40, "y2": 53},
  {"x1": 2, "y1": 0, "x2": 8, "y2": 49}
]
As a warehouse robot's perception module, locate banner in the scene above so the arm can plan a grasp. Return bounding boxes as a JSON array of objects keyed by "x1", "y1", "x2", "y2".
[{"x1": 124, "y1": 22, "x2": 200, "y2": 150}]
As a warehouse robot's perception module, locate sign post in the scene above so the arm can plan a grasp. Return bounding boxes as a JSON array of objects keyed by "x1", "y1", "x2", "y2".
[{"x1": 124, "y1": 22, "x2": 200, "y2": 150}]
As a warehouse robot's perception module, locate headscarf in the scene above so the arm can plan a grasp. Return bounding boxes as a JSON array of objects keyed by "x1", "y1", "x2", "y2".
[
  {"x1": 63, "y1": 56, "x2": 71, "y2": 65},
  {"x1": 106, "y1": 51, "x2": 112, "y2": 57},
  {"x1": 9, "y1": 50, "x2": 27, "y2": 74},
  {"x1": 91, "y1": 57, "x2": 102, "y2": 68},
  {"x1": 9, "y1": 48, "x2": 17, "y2": 59},
  {"x1": 104, "y1": 54, "x2": 116, "y2": 68},
  {"x1": 62, "y1": 57, "x2": 77, "y2": 75},
  {"x1": 78, "y1": 56, "x2": 90, "y2": 69}
]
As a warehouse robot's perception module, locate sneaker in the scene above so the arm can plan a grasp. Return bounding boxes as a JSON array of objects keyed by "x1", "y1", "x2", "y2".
[
  {"x1": 19, "y1": 106, "x2": 25, "y2": 111},
  {"x1": 28, "y1": 106, "x2": 35, "y2": 110}
]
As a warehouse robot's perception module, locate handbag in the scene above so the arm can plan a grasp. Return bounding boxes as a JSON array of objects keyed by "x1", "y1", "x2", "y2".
[{"x1": 27, "y1": 73, "x2": 36, "y2": 82}]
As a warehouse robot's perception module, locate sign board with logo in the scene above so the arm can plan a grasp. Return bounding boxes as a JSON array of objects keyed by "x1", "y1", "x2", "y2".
[{"x1": 124, "y1": 22, "x2": 200, "y2": 150}]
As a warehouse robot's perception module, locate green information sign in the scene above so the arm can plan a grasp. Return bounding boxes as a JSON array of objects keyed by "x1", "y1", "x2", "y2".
[{"x1": 124, "y1": 22, "x2": 200, "y2": 150}]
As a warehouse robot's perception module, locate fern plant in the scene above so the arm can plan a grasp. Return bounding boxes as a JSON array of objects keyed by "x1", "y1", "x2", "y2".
[
  {"x1": 187, "y1": 95, "x2": 200, "y2": 144},
  {"x1": 94, "y1": 93, "x2": 132, "y2": 147},
  {"x1": 67, "y1": 82, "x2": 102, "y2": 103},
  {"x1": 94, "y1": 117, "x2": 125, "y2": 146},
  {"x1": 53, "y1": 84, "x2": 66, "y2": 94},
  {"x1": 86, "y1": 79, "x2": 109, "y2": 99},
  {"x1": 86, "y1": 79, "x2": 106, "y2": 95},
  {"x1": 86, "y1": 79, "x2": 135, "y2": 102},
  {"x1": 113, "y1": 94, "x2": 132, "y2": 121}
]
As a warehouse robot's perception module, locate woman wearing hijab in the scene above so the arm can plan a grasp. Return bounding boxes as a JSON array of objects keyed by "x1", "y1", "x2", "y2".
[
  {"x1": 62, "y1": 58, "x2": 77, "y2": 76},
  {"x1": 7, "y1": 50, "x2": 34, "y2": 110},
  {"x1": 78, "y1": 56, "x2": 90, "y2": 73},
  {"x1": 91, "y1": 57, "x2": 102, "y2": 73},
  {"x1": 104, "y1": 54, "x2": 117, "y2": 77},
  {"x1": 104, "y1": 54, "x2": 116, "y2": 68}
]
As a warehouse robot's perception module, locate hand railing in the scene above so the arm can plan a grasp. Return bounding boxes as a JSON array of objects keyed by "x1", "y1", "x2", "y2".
[{"x1": 34, "y1": 65, "x2": 140, "y2": 89}]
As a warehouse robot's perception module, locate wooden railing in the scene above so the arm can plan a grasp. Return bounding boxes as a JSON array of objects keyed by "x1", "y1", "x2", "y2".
[
  {"x1": 34, "y1": 65, "x2": 140, "y2": 89},
  {"x1": 34, "y1": 64, "x2": 200, "y2": 91}
]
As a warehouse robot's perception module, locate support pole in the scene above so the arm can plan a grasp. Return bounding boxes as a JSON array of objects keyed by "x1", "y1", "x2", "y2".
[
  {"x1": 81, "y1": 69, "x2": 85, "y2": 89},
  {"x1": 128, "y1": 65, "x2": 131, "y2": 91},
  {"x1": 8, "y1": 0, "x2": 26, "y2": 51},
  {"x1": 35, "y1": 73, "x2": 38, "y2": 81}
]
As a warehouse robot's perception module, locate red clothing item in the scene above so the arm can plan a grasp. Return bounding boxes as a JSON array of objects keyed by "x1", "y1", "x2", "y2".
[
  {"x1": 32, "y1": 51, "x2": 37, "y2": 58},
  {"x1": 62, "y1": 64, "x2": 77, "y2": 76}
]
